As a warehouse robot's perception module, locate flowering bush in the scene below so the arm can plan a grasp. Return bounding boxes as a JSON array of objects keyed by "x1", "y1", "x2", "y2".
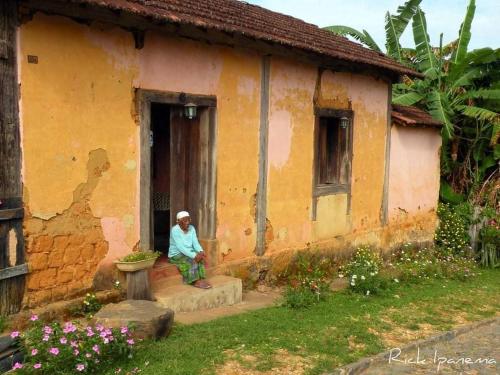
[
  {"x1": 283, "y1": 255, "x2": 330, "y2": 308},
  {"x1": 435, "y1": 203, "x2": 471, "y2": 255},
  {"x1": 11, "y1": 315, "x2": 134, "y2": 373},
  {"x1": 341, "y1": 246, "x2": 390, "y2": 295},
  {"x1": 392, "y1": 244, "x2": 477, "y2": 282}
]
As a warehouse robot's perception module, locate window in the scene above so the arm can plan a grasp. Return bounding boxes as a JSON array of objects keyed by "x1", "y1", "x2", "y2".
[{"x1": 314, "y1": 109, "x2": 353, "y2": 196}]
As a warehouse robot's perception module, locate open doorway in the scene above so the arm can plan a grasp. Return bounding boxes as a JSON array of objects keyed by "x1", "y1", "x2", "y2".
[
  {"x1": 138, "y1": 90, "x2": 217, "y2": 260},
  {"x1": 149, "y1": 102, "x2": 205, "y2": 254}
]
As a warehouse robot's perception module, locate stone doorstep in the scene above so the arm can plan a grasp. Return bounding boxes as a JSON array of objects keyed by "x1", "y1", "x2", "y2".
[
  {"x1": 175, "y1": 289, "x2": 282, "y2": 325},
  {"x1": 152, "y1": 275, "x2": 243, "y2": 313}
]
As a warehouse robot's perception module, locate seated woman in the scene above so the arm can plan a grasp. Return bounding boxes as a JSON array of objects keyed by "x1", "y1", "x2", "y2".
[{"x1": 168, "y1": 211, "x2": 212, "y2": 289}]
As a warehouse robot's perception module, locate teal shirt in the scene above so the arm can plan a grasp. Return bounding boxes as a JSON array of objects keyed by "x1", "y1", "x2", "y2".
[{"x1": 168, "y1": 224, "x2": 203, "y2": 259}]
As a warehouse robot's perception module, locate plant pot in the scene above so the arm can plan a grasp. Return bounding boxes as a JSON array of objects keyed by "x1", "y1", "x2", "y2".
[{"x1": 114, "y1": 258, "x2": 157, "y2": 272}]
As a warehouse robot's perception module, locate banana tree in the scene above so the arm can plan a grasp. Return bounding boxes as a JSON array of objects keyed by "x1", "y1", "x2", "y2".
[
  {"x1": 392, "y1": 0, "x2": 499, "y2": 201},
  {"x1": 324, "y1": 0, "x2": 422, "y2": 63}
]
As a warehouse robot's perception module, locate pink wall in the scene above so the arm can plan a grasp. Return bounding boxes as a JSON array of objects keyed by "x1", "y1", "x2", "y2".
[{"x1": 388, "y1": 125, "x2": 441, "y2": 222}]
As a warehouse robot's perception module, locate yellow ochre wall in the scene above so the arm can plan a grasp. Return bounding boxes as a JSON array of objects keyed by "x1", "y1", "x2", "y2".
[{"x1": 18, "y1": 13, "x2": 432, "y2": 307}]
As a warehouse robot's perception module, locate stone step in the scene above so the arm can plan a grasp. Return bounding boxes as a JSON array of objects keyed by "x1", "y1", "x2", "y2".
[{"x1": 152, "y1": 275, "x2": 242, "y2": 313}]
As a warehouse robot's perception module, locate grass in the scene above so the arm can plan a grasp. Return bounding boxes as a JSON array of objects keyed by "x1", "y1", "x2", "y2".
[{"x1": 107, "y1": 269, "x2": 500, "y2": 375}]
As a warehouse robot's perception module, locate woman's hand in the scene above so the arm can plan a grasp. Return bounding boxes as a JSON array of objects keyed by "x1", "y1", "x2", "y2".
[{"x1": 194, "y1": 252, "x2": 205, "y2": 263}]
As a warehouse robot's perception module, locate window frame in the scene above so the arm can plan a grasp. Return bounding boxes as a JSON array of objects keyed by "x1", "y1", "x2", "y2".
[{"x1": 312, "y1": 107, "x2": 354, "y2": 199}]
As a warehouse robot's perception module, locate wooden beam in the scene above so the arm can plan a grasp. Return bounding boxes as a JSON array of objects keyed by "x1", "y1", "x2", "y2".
[
  {"x1": 0, "y1": 207, "x2": 24, "y2": 221},
  {"x1": 0, "y1": 264, "x2": 29, "y2": 281},
  {"x1": 255, "y1": 55, "x2": 271, "y2": 256},
  {"x1": 380, "y1": 83, "x2": 392, "y2": 225},
  {"x1": 0, "y1": 0, "x2": 22, "y2": 202}
]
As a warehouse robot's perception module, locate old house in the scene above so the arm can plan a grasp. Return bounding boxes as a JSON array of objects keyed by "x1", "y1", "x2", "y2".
[{"x1": 0, "y1": 0, "x2": 441, "y2": 313}]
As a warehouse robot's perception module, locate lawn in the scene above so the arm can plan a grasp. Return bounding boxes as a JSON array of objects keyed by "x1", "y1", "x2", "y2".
[{"x1": 109, "y1": 269, "x2": 500, "y2": 375}]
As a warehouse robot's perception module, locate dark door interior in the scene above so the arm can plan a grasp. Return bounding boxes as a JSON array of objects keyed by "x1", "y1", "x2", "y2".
[{"x1": 150, "y1": 103, "x2": 200, "y2": 254}]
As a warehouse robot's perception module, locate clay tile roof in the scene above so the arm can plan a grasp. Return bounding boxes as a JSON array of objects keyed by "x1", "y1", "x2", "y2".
[
  {"x1": 392, "y1": 104, "x2": 443, "y2": 128},
  {"x1": 56, "y1": 0, "x2": 419, "y2": 77}
]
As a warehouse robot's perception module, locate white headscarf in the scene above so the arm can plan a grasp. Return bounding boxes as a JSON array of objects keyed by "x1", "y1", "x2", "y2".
[{"x1": 176, "y1": 211, "x2": 190, "y2": 220}]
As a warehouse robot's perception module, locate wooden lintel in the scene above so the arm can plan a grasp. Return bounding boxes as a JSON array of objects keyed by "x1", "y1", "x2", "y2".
[
  {"x1": 138, "y1": 89, "x2": 217, "y2": 108},
  {"x1": 0, "y1": 264, "x2": 29, "y2": 281},
  {"x1": 315, "y1": 108, "x2": 353, "y2": 118}
]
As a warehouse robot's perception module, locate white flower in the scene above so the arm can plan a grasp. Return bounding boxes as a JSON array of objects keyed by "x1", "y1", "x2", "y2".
[
  {"x1": 352, "y1": 275, "x2": 357, "y2": 279},
  {"x1": 366, "y1": 290, "x2": 370, "y2": 296},
  {"x1": 361, "y1": 275, "x2": 366, "y2": 280},
  {"x1": 338, "y1": 274, "x2": 344, "y2": 278},
  {"x1": 394, "y1": 278, "x2": 399, "y2": 283}
]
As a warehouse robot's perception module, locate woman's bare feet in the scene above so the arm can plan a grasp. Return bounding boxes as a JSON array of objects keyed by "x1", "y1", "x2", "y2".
[{"x1": 193, "y1": 279, "x2": 212, "y2": 289}]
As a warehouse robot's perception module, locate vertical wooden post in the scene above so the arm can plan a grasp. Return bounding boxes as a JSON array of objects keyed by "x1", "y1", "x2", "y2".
[
  {"x1": 255, "y1": 55, "x2": 271, "y2": 256},
  {"x1": 0, "y1": 0, "x2": 26, "y2": 315},
  {"x1": 380, "y1": 82, "x2": 392, "y2": 226}
]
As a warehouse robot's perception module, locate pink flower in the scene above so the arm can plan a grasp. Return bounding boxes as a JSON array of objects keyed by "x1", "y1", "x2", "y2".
[
  {"x1": 92, "y1": 344, "x2": 100, "y2": 354},
  {"x1": 85, "y1": 353, "x2": 92, "y2": 358},
  {"x1": 12, "y1": 362, "x2": 23, "y2": 370},
  {"x1": 120, "y1": 326, "x2": 128, "y2": 334},
  {"x1": 73, "y1": 349, "x2": 80, "y2": 356},
  {"x1": 76, "y1": 364, "x2": 85, "y2": 372},
  {"x1": 127, "y1": 339, "x2": 135, "y2": 346},
  {"x1": 103, "y1": 338, "x2": 110, "y2": 344},
  {"x1": 49, "y1": 347, "x2": 59, "y2": 356},
  {"x1": 60, "y1": 337, "x2": 68, "y2": 344},
  {"x1": 95, "y1": 324, "x2": 104, "y2": 332},
  {"x1": 42, "y1": 335, "x2": 50, "y2": 342},
  {"x1": 30, "y1": 314, "x2": 39, "y2": 321},
  {"x1": 31, "y1": 349, "x2": 38, "y2": 356},
  {"x1": 34, "y1": 363, "x2": 42, "y2": 369},
  {"x1": 10, "y1": 331, "x2": 20, "y2": 339},
  {"x1": 70, "y1": 340, "x2": 78, "y2": 348},
  {"x1": 63, "y1": 322, "x2": 76, "y2": 334},
  {"x1": 86, "y1": 330, "x2": 95, "y2": 337},
  {"x1": 43, "y1": 326, "x2": 53, "y2": 335}
]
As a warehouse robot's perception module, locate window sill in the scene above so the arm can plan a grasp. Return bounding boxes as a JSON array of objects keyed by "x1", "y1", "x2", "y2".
[{"x1": 313, "y1": 184, "x2": 350, "y2": 197}]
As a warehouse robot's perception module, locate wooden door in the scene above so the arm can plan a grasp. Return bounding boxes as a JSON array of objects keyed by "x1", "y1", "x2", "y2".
[
  {"x1": 169, "y1": 108, "x2": 200, "y2": 229},
  {"x1": 0, "y1": 0, "x2": 26, "y2": 315}
]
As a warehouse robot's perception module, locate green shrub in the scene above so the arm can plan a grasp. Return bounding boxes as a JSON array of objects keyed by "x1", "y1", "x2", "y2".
[
  {"x1": 435, "y1": 203, "x2": 471, "y2": 255},
  {"x1": 341, "y1": 246, "x2": 390, "y2": 295},
  {"x1": 282, "y1": 255, "x2": 330, "y2": 309},
  {"x1": 11, "y1": 315, "x2": 134, "y2": 373},
  {"x1": 478, "y1": 208, "x2": 500, "y2": 268}
]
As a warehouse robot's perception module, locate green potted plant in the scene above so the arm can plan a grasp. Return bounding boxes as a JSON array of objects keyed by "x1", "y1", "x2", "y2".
[{"x1": 114, "y1": 251, "x2": 161, "y2": 272}]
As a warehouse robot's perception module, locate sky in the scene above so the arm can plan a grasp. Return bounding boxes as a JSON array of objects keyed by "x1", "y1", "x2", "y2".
[{"x1": 245, "y1": 0, "x2": 499, "y2": 51}]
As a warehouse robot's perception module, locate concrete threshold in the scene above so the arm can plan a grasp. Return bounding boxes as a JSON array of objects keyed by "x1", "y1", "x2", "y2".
[{"x1": 153, "y1": 275, "x2": 243, "y2": 314}]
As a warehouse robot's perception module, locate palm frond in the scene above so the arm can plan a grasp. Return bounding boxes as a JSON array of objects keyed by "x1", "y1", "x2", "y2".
[
  {"x1": 385, "y1": 11, "x2": 402, "y2": 61},
  {"x1": 451, "y1": 0, "x2": 476, "y2": 64},
  {"x1": 323, "y1": 26, "x2": 381, "y2": 51},
  {"x1": 392, "y1": 92, "x2": 424, "y2": 106},
  {"x1": 449, "y1": 66, "x2": 484, "y2": 89},
  {"x1": 457, "y1": 105, "x2": 499, "y2": 122},
  {"x1": 391, "y1": 0, "x2": 423, "y2": 37},
  {"x1": 412, "y1": 7, "x2": 437, "y2": 75},
  {"x1": 466, "y1": 89, "x2": 500, "y2": 100},
  {"x1": 428, "y1": 89, "x2": 454, "y2": 139}
]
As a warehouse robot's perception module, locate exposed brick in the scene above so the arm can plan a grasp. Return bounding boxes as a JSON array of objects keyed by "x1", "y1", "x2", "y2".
[
  {"x1": 32, "y1": 235, "x2": 54, "y2": 253},
  {"x1": 38, "y1": 268, "x2": 57, "y2": 289},
  {"x1": 80, "y1": 243, "x2": 95, "y2": 259},
  {"x1": 53, "y1": 235, "x2": 70, "y2": 251},
  {"x1": 63, "y1": 246, "x2": 82, "y2": 265},
  {"x1": 48, "y1": 249, "x2": 65, "y2": 268},
  {"x1": 95, "y1": 241, "x2": 108, "y2": 259},
  {"x1": 69, "y1": 234, "x2": 85, "y2": 247},
  {"x1": 28, "y1": 252, "x2": 48, "y2": 271},
  {"x1": 27, "y1": 272, "x2": 41, "y2": 291},
  {"x1": 57, "y1": 266, "x2": 75, "y2": 284}
]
